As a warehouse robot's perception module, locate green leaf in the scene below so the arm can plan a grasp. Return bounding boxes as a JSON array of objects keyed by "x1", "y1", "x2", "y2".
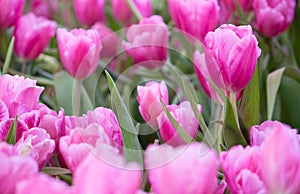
[
  {"x1": 2, "y1": 37, "x2": 15, "y2": 74},
  {"x1": 239, "y1": 67, "x2": 260, "y2": 129},
  {"x1": 267, "y1": 66, "x2": 300, "y2": 120},
  {"x1": 223, "y1": 99, "x2": 247, "y2": 148},
  {"x1": 105, "y1": 70, "x2": 143, "y2": 164},
  {"x1": 160, "y1": 100, "x2": 195, "y2": 144},
  {"x1": 41, "y1": 167, "x2": 71, "y2": 176},
  {"x1": 6, "y1": 116, "x2": 18, "y2": 145}
]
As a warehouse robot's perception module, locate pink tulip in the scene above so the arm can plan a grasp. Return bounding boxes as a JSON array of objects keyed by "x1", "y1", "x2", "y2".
[
  {"x1": 250, "y1": 120, "x2": 298, "y2": 146},
  {"x1": 57, "y1": 28, "x2": 102, "y2": 79},
  {"x1": 260, "y1": 123, "x2": 300, "y2": 193},
  {"x1": 122, "y1": 15, "x2": 168, "y2": 69},
  {"x1": 223, "y1": 0, "x2": 254, "y2": 12},
  {"x1": 157, "y1": 101, "x2": 201, "y2": 146},
  {"x1": 0, "y1": 142, "x2": 38, "y2": 194},
  {"x1": 0, "y1": 75, "x2": 44, "y2": 117},
  {"x1": 0, "y1": 100, "x2": 9, "y2": 123},
  {"x1": 16, "y1": 173, "x2": 72, "y2": 194},
  {"x1": 194, "y1": 51, "x2": 243, "y2": 102},
  {"x1": 15, "y1": 127, "x2": 55, "y2": 169},
  {"x1": 168, "y1": 0, "x2": 220, "y2": 42},
  {"x1": 92, "y1": 22, "x2": 120, "y2": 58},
  {"x1": 145, "y1": 143, "x2": 225, "y2": 194},
  {"x1": 65, "y1": 115, "x2": 89, "y2": 135},
  {"x1": 30, "y1": 0, "x2": 58, "y2": 19},
  {"x1": 73, "y1": 148, "x2": 142, "y2": 194},
  {"x1": 0, "y1": 118, "x2": 29, "y2": 142},
  {"x1": 220, "y1": 145, "x2": 267, "y2": 194},
  {"x1": 13, "y1": 13, "x2": 57, "y2": 61},
  {"x1": 59, "y1": 123, "x2": 114, "y2": 172},
  {"x1": 0, "y1": 0, "x2": 25, "y2": 29},
  {"x1": 203, "y1": 24, "x2": 261, "y2": 93},
  {"x1": 87, "y1": 107, "x2": 123, "y2": 146},
  {"x1": 111, "y1": 0, "x2": 152, "y2": 23},
  {"x1": 253, "y1": 0, "x2": 296, "y2": 37},
  {"x1": 137, "y1": 81, "x2": 169, "y2": 129},
  {"x1": 74, "y1": 0, "x2": 105, "y2": 26}
]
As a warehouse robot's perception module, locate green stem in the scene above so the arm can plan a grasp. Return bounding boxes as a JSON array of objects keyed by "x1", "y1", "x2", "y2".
[
  {"x1": 126, "y1": 0, "x2": 143, "y2": 21},
  {"x1": 73, "y1": 79, "x2": 82, "y2": 116},
  {"x1": 229, "y1": 90, "x2": 240, "y2": 128}
]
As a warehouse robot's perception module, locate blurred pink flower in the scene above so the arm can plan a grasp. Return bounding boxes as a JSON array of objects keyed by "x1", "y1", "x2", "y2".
[
  {"x1": 0, "y1": 0, "x2": 25, "y2": 29},
  {"x1": 253, "y1": 0, "x2": 296, "y2": 37},
  {"x1": 74, "y1": 0, "x2": 105, "y2": 26},
  {"x1": 122, "y1": 15, "x2": 168, "y2": 69},
  {"x1": 168, "y1": 0, "x2": 220, "y2": 42},
  {"x1": 137, "y1": 81, "x2": 169, "y2": 129},
  {"x1": 92, "y1": 22, "x2": 120, "y2": 58},
  {"x1": 203, "y1": 24, "x2": 261, "y2": 93},
  {"x1": 59, "y1": 123, "x2": 114, "y2": 172},
  {"x1": 220, "y1": 145, "x2": 267, "y2": 194},
  {"x1": 223, "y1": 0, "x2": 254, "y2": 12},
  {"x1": 111, "y1": 0, "x2": 152, "y2": 23},
  {"x1": 157, "y1": 101, "x2": 201, "y2": 147},
  {"x1": 0, "y1": 75, "x2": 44, "y2": 117},
  {"x1": 260, "y1": 123, "x2": 300, "y2": 193},
  {"x1": 145, "y1": 143, "x2": 225, "y2": 194},
  {"x1": 250, "y1": 120, "x2": 298, "y2": 146},
  {"x1": 0, "y1": 142, "x2": 38, "y2": 194},
  {"x1": 13, "y1": 13, "x2": 57, "y2": 61},
  {"x1": 73, "y1": 148, "x2": 142, "y2": 193},
  {"x1": 30, "y1": 0, "x2": 58, "y2": 19},
  {"x1": 16, "y1": 173, "x2": 72, "y2": 194}
]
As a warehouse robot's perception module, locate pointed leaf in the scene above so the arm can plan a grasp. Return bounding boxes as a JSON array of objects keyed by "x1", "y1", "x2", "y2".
[
  {"x1": 2, "y1": 37, "x2": 15, "y2": 74},
  {"x1": 105, "y1": 70, "x2": 143, "y2": 164},
  {"x1": 6, "y1": 116, "x2": 17, "y2": 145},
  {"x1": 41, "y1": 167, "x2": 71, "y2": 176},
  {"x1": 223, "y1": 99, "x2": 247, "y2": 148}
]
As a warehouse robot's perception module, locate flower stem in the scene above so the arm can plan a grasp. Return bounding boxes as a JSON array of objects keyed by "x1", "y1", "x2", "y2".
[
  {"x1": 126, "y1": 0, "x2": 143, "y2": 21},
  {"x1": 229, "y1": 90, "x2": 240, "y2": 128},
  {"x1": 73, "y1": 79, "x2": 82, "y2": 116}
]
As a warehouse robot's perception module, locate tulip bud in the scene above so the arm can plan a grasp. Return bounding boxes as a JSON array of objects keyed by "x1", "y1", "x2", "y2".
[
  {"x1": 168, "y1": 0, "x2": 220, "y2": 42},
  {"x1": 157, "y1": 101, "x2": 200, "y2": 146},
  {"x1": 145, "y1": 143, "x2": 225, "y2": 194},
  {"x1": 203, "y1": 24, "x2": 261, "y2": 93},
  {"x1": 0, "y1": 0, "x2": 25, "y2": 29},
  {"x1": 223, "y1": 0, "x2": 254, "y2": 12},
  {"x1": 30, "y1": 0, "x2": 58, "y2": 19},
  {"x1": 13, "y1": 13, "x2": 57, "y2": 61},
  {"x1": 253, "y1": 0, "x2": 296, "y2": 37},
  {"x1": 15, "y1": 127, "x2": 55, "y2": 169},
  {"x1": 137, "y1": 81, "x2": 169, "y2": 129},
  {"x1": 57, "y1": 28, "x2": 102, "y2": 79},
  {"x1": 122, "y1": 15, "x2": 168, "y2": 69},
  {"x1": 74, "y1": 0, "x2": 105, "y2": 26}
]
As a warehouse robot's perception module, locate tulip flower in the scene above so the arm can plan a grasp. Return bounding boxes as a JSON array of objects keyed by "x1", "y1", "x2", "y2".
[
  {"x1": 253, "y1": 0, "x2": 296, "y2": 37},
  {"x1": 73, "y1": 148, "x2": 142, "y2": 193},
  {"x1": 137, "y1": 81, "x2": 169, "y2": 129},
  {"x1": 13, "y1": 13, "x2": 57, "y2": 61},
  {"x1": 15, "y1": 127, "x2": 55, "y2": 169},
  {"x1": 168, "y1": 0, "x2": 220, "y2": 42},
  {"x1": 157, "y1": 101, "x2": 201, "y2": 146},
  {"x1": 59, "y1": 123, "x2": 114, "y2": 172},
  {"x1": 202, "y1": 24, "x2": 261, "y2": 93},
  {"x1": 111, "y1": 0, "x2": 152, "y2": 23},
  {"x1": 220, "y1": 145, "x2": 267, "y2": 194},
  {"x1": 0, "y1": 0, "x2": 25, "y2": 29},
  {"x1": 57, "y1": 28, "x2": 102, "y2": 80},
  {"x1": 145, "y1": 143, "x2": 225, "y2": 194},
  {"x1": 260, "y1": 123, "x2": 300, "y2": 193},
  {"x1": 122, "y1": 15, "x2": 168, "y2": 69},
  {"x1": 0, "y1": 75, "x2": 44, "y2": 117},
  {"x1": 92, "y1": 22, "x2": 120, "y2": 58},
  {"x1": 0, "y1": 118, "x2": 28, "y2": 142},
  {"x1": 250, "y1": 120, "x2": 298, "y2": 146},
  {"x1": 16, "y1": 174, "x2": 72, "y2": 194},
  {"x1": 30, "y1": 0, "x2": 58, "y2": 19},
  {"x1": 0, "y1": 100, "x2": 9, "y2": 123},
  {"x1": 0, "y1": 142, "x2": 38, "y2": 194},
  {"x1": 73, "y1": 0, "x2": 105, "y2": 26}
]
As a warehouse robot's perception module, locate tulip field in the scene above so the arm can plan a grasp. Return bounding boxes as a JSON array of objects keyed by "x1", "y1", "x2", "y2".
[{"x1": 1, "y1": 0, "x2": 300, "y2": 193}]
